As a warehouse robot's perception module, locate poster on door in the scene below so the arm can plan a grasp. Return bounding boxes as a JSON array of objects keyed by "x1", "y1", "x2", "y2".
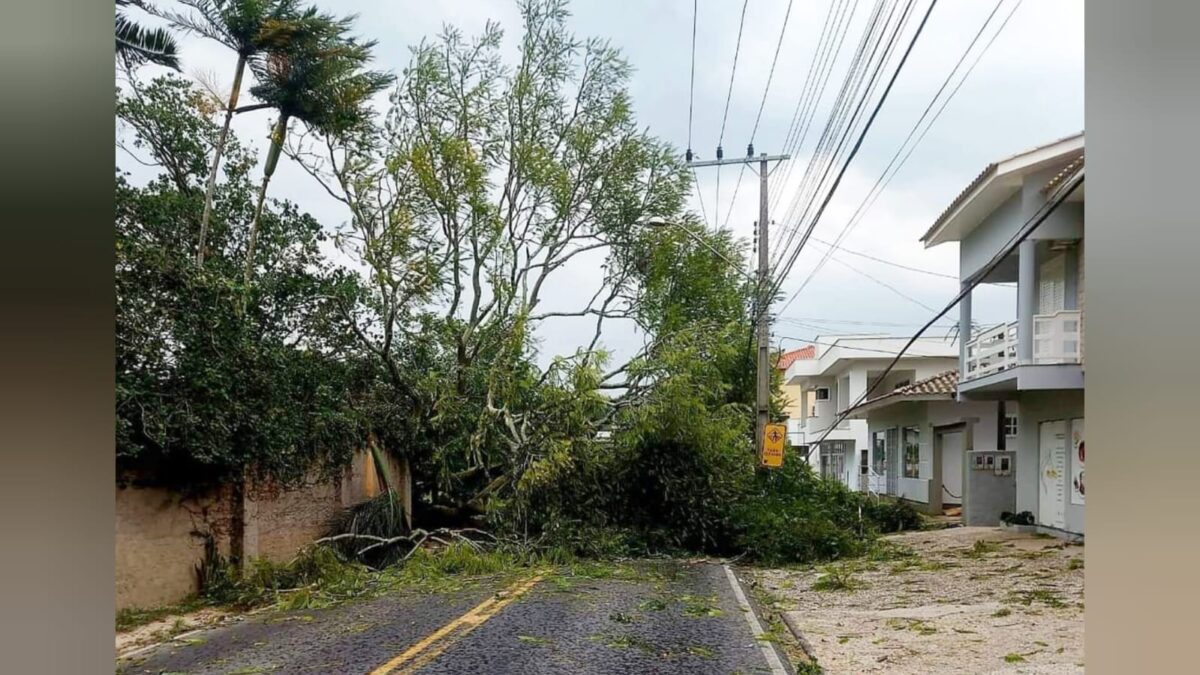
[
  {"x1": 1039, "y1": 420, "x2": 1067, "y2": 529},
  {"x1": 1070, "y1": 418, "x2": 1085, "y2": 505}
]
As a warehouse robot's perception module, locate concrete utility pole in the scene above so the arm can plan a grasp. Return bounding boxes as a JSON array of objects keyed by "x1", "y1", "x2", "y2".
[{"x1": 688, "y1": 147, "x2": 789, "y2": 453}]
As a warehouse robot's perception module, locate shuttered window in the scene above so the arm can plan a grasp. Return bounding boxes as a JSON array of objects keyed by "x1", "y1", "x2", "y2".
[{"x1": 1039, "y1": 253, "x2": 1066, "y2": 314}]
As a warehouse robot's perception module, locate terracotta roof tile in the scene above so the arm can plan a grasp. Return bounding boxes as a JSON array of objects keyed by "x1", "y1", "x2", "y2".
[
  {"x1": 775, "y1": 346, "x2": 816, "y2": 370},
  {"x1": 843, "y1": 369, "x2": 960, "y2": 415}
]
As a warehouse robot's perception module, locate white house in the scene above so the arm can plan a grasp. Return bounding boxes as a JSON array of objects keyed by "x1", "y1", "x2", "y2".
[
  {"x1": 840, "y1": 369, "x2": 1014, "y2": 522},
  {"x1": 921, "y1": 132, "x2": 1085, "y2": 538},
  {"x1": 783, "y1": 335, "x2": 958, "y2": 492}
]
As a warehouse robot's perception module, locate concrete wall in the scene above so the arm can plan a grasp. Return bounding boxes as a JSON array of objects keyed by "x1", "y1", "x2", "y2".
[
  {"x1": 116, "y1": 449, "x2": 410, "y2": 611},
  {"x1": 1012, "y1": 390, "x2": 1085, "y2": 535}
]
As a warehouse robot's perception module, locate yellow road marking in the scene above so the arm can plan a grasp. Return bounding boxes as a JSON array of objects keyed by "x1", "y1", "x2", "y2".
[{"x1": 369, "y1": 574, "x2": 544, "y2": 675}]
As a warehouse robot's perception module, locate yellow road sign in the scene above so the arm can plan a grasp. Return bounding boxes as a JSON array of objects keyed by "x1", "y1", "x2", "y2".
[{"x1": 761, "y1": 423, "x2": 786, "y2": 468}]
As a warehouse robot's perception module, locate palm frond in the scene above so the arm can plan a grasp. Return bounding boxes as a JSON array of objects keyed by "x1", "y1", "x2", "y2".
[{"x1": 116, "y1": 9, "x2": 181, "y2": 70}]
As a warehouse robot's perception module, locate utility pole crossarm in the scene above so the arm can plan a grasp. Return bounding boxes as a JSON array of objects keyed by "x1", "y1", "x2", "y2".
[{"x1": 687, "y1": 153, "x2": 790, "y2": 168}]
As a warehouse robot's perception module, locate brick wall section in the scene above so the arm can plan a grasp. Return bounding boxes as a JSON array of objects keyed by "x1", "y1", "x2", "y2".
[{"x1": 116, "y1": 449, "x2": 410, "y2": 610}]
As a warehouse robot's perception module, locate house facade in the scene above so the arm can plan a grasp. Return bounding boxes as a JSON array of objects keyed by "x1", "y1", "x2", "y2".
[
  {"x1": 841, "y1": 370, "x2": 1017, "y2": 523},
  {"x1": 776, "y1": 345, "x2": 816, "y2": 467},
  {"x1": 922, "y1": 132, "x2": 1085, "y2": 538},
  {"x1": 782, "y1": 336, "x2": 958, "y2": 492}
]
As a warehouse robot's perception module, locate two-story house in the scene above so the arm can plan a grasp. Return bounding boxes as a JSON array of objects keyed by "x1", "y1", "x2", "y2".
[
  {"x1": 921, "y1": 132, "x2": 1085, "y2": 538},
  {"x1": 776, "y1": 345, "x2": 816, "y2": 464},
  {"x1": 783, "y1": 335, "x2": 958, "y2": 492}
]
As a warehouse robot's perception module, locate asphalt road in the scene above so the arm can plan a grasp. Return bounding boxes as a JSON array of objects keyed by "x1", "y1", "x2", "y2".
[{"x1": 118, "y1": 561, "x2": 794, "y2": 675}]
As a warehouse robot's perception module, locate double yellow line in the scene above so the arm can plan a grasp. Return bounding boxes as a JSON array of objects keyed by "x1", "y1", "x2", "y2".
[{"x1": 369, "y1": 574, "x2": 544, "y2": 675}]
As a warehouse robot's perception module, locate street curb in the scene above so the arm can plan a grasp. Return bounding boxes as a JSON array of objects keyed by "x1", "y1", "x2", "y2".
[
  {"x1": 722, "y1": 564, "x2": 790, "y2": 675},
  {"x1": 779, "y1": 611, "x2": 820, "y2": 665}
]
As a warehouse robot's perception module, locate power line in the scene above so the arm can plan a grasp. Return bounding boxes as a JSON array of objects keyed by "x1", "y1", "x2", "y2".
[
  {"x1": 778, "y1": 316, "x2": 961, "y2": 329},
  {"x1": 776, "y1": 334, "x2": 956, "y2": 357},
  {"x1": 714, "y1": 0, "x2": 751, "y2": 225},
  {"x1": 769, "y1": 0, "x2": 859, "y2": 220},
  {"x1": 720, "y1": 0, "x2": 796, "y2": 230},
  {"x1": 772, "y1": 0, "x2": 929, "y2": 287},
  {"x1": 805, "y1": 167, "x2": 1084, "y2": 458},
  {"x1": 827, "y1": 254, "x2": 940, "y2": 312},
  {"x1": 770, "y1": 0, "x2": 912, "y2": 274},
  {"x1": 769, "y1": 0, "x2": 938, "y2": 313},
  {"x1": 686, "y1": 0, "x2": 698, "y2": 157},
  {"x1": 807, "y1": 236, "x2": 959, "y2": 279},
  {"x1": 780, "y1": 0, "x2": 1019, "y2": 313}
]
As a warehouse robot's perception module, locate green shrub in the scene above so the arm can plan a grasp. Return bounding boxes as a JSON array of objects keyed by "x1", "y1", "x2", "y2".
[{"x1": 863, "y1": 498, "x2": 923, "y2": 533}]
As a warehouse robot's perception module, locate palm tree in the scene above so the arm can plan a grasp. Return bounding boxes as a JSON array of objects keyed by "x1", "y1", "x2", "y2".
[
  {"x1": 116, "y1": 1, "x2": 180, "y2": 70},
  {"x1": 241, "y1": 32, "x2": 394, "y2": 287},
  {"x1": 160, "y1": 0, "x2": 343, "y2": 265}
]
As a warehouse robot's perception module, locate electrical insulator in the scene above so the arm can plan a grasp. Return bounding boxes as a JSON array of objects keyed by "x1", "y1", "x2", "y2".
[
  {"x1": 747, "y1": 143, "x2": 754, "y2": 157},
  {"x1": 716, "y1": 145, "x2": 724, "y2": 160},
  {"x1": 686, "y1": 148, "x2": 693, "y2": 162}
]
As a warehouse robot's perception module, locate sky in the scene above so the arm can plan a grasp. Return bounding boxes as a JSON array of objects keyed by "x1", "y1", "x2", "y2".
[{"x1": 120, "y1": 0, "x2": 1085, "y2": 367}]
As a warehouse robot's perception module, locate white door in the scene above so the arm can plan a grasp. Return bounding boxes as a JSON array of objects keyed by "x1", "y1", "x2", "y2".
[
  {"x1": 1038, "y1": 420, "x2": 1067, "y2": 529},
  {"x1": 940, "y1": 431, "x2": 963, "y2": 506},
  {"x1": 1039, "y1": 253, "x2": 1066, "y2": 314}
]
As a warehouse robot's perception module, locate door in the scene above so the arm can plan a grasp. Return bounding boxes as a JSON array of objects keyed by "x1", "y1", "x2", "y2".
[
  {"x1": 1038, "y1": 420, "x2": 1068, "y2": 529},
  {"x1": 940, "y1": 430, "x2": 964, "y2": 506}
]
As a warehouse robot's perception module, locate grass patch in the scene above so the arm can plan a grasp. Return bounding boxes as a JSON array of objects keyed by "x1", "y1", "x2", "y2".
[
  {"x1": 1004, "y1": 653, "x2": 1026, "y2": 663},
  {"x1": 680, "y1": 594, "x2": 723, "y2": 618},
  {"x1": 517, "y1": 635, "x2": 551, "y2": 646},
  {"x1": 1008, "y1": 589, "x2": 1067, "y2": 609},
  {"x1": 604, "y1": 634, "x2": 660, "y2": 654},
  {"x1": 609, "y1": 611, "x2": 638, "y2": 624},
  {"x1": 811, "y1": 565, "x2": 864, "y2": 592},
  {"x1": 638, "y1": 597, "x2": 668, "y2": 612},
  {"x1": 961, "y1": 540, "x2": 1003, "y2": 559},
  {"x1": 991, "y1": 607, "x2": 1012, "y2": 618},
  {"x1": 686, "y1": 645, "x2": 716, "y2": 659},
  {"x1": 886, "y1": 618, "x2": 938, "y2": 635},
  {"x1": 115, "y1": 597, "x2": 210, "y2": 632},
  {"x1": 1067, "y1": 557, "x2": 1084, "y2": 571}
]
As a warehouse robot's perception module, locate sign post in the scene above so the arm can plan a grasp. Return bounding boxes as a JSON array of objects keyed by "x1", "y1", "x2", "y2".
[{"x1": 761, "y1": 423, "x2": 786, "y2": 468}]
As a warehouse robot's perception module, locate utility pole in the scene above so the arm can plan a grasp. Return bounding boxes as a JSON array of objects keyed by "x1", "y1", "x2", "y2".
[{"x1": 688, "y1": 146, "x2": 789, "y2": 454}]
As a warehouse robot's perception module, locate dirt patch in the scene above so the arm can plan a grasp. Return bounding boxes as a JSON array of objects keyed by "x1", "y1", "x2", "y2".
[
  {"x1": 116, "y1": 607, "x2": 234, "y2": 659},
  {"x1": 752, "y1": 527, "x2": 1084, "y2": 674}
]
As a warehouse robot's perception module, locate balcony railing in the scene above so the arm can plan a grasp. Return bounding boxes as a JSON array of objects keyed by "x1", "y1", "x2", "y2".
[
  {"x1": 964, "y1": 310, "x2": 1083, "y2": 381},
  {"x1": 965, "y1": 321, "x2": 1018, "y2": 379},
  {"x1": 1033, "y1": 310, "x2": 1083, "y2": 364}
]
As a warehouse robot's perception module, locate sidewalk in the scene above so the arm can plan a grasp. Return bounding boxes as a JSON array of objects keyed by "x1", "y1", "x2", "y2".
[{"x1": 752, "y1": 526, "x2": 1084, "y2": 674}]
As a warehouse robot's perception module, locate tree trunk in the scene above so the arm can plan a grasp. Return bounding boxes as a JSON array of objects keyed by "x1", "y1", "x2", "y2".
[
  {"x1": 197, "y1": 54, "x2": 246, "y2": 266},
  {"x1": 242, "y1": 115, "x2": 288, "y2": 288}
]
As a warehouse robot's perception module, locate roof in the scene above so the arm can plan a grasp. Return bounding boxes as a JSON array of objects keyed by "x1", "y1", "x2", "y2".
[
  {"x1": 1042, "y1": 155, "x2": 1084, "y2": 194},
  {"x1": 783, "y1": 336, "x2": 959, "y2": 382},
  {"x1": 921, "y1": 132, "x2": 1085, "y2": 248},
  {"x1": 776, "y1": 346, "x2": 816, "y2": 370},
  {"x1": 841, "y1": 370, "x2": 959, "y2": 418}
]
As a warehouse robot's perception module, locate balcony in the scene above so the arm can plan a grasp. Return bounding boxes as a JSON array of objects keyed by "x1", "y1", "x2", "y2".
[{"x1": 963, "y1": 310, "x2": 1083, "y2": 383}]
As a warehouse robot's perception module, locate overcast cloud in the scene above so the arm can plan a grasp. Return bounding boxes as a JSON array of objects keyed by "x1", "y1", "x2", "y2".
[{"x1": 120, "y1": 0, "x2": 1085, "y2": 367}]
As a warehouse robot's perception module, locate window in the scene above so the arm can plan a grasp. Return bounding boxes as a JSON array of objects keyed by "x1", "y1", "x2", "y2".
[
  {"x1": 872, "y1": 431, "x2": 886, "y2": 476},
  {"x1": 903, "y1": 426, "x2": 921, "y2": 478},
  {"x1": 814, "y1": 387, "x2": 830, "y2": 401},
  {"x1": 1004, "y1": 414, "x2": 1018, "y2": 438},
  {"x1": 820, "y1": 445, "x2": 844, "y2": 481},
  {"x1": 859, "y1": 448, "x2": 869, "y2": 475}
]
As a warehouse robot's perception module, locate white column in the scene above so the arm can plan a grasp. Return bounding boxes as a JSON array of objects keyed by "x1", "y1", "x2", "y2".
[
  {"x1": 959, "y1": 282, "x2": 972, "y2": 389},
  {"x1": 1017, "y1": 239, "x2": 1037, "y2": 364}
]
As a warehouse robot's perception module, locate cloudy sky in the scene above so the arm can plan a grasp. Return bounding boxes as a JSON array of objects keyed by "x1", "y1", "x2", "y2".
[{"x1": 121, "y1": 0, "x2": 1084, "y2": 366}]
